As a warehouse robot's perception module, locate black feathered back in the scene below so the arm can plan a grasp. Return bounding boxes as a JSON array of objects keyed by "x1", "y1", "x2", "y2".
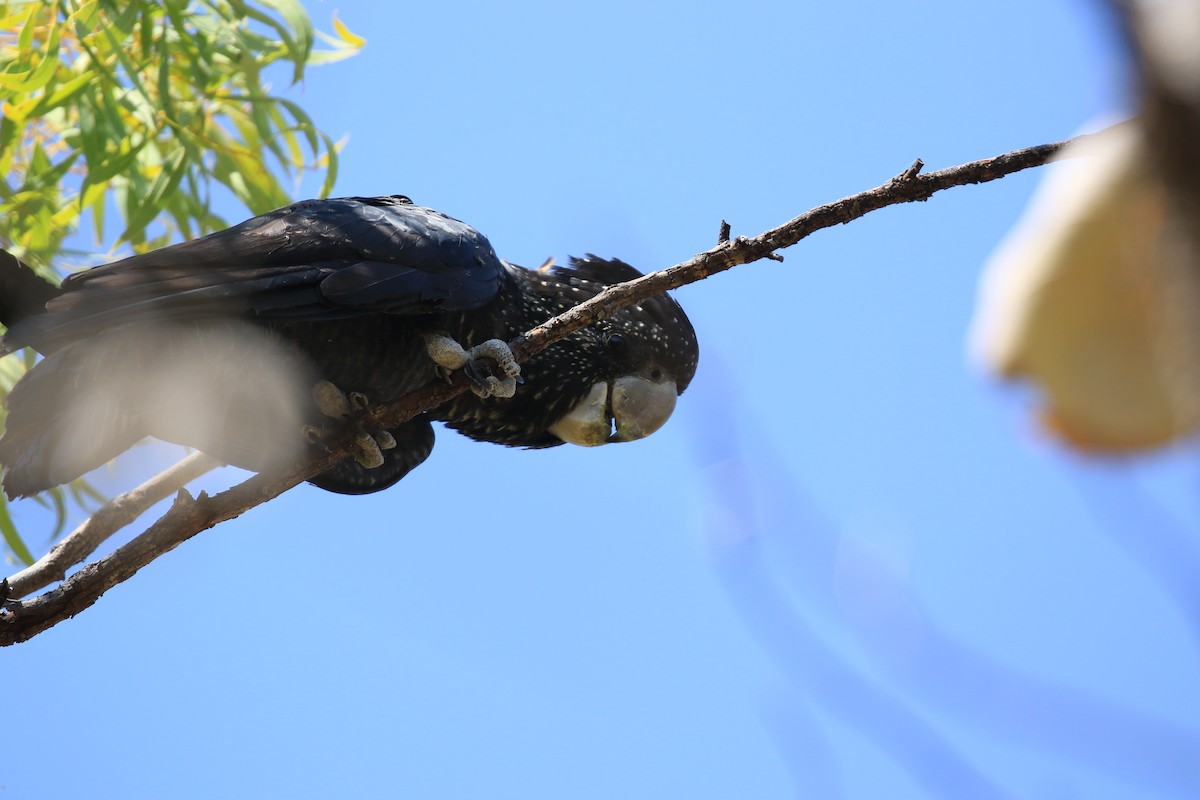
[{"x1": 3, "y1": 197, "x2": 505, "y2": 356}]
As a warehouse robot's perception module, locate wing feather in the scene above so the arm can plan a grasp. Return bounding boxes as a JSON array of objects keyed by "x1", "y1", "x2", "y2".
[{"x1": 4, "y1": 196, "x2": 505, "y2": 354}]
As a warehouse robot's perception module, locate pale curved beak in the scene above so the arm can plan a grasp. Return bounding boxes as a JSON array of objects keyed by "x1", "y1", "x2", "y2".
[
  {"x1": 548, "y1": 382, "x2": 611, "y2": 446},
  {"x1": 609, "y1": 375, "x2": 677, "y2": 442},
  {"x1": 548, "y1": 377, "x2": 679, "y2": 447}
]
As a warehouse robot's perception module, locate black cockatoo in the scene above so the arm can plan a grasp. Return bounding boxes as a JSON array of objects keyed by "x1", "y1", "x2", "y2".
[{"x1": 0, "y1": 196, "x2": 698, "y2": 497}]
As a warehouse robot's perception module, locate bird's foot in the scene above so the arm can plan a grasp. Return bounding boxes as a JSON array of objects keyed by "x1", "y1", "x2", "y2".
[
  {"x1": 308, "y1": 380, "x2": 397, "y2": 468},
  {"x1": 302, "y1": 424, "x2": 332, "y2": 452},
  {"x1": 312, "y1": 379, "x2": 352, "y2": 418},
  {"x1": 423, "y1": 334, "x2": 522, "y2": 399}
]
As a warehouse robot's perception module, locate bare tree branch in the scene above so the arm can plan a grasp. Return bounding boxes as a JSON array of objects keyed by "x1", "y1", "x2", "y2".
[
  {"x1": 509, "y1": 137, "x2": 1077, "y2": 363},
  {"x1": 0, "y1": 135, "x2": 1078, "y2": 645},
  {"x1": 3, "y1": 452, "x2": 218, "y2": 601}
]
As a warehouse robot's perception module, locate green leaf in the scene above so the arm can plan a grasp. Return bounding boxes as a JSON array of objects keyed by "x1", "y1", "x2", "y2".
[
  {"x1": 82, "y1": 136, "x2": 152, "y2": 186},
  {"x1": 31, "y1": 486, "x2": 69, "y2": 541},
  {"x1": 0, "y1": 22, "x2": 62, "y2": 94},
  {"x1": 0, "y1": 494, "x2": 34, "y2": 567},
  {"x1": 28, "y1": 71, "x2": 93, "y2": 119},
  {"x1": 15, "y1": 2, "x2": 38, "y2": 51},
  {"x1": 121, "y1": 146, "x2": 191, "y2": 242},
  {"x1": 226, "y1": 0, "x2": 313, "y2": 82}
]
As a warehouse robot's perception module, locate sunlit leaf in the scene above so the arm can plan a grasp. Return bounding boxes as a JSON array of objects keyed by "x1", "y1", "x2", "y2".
[
  {"x1": 0, "y1": 493, "x2": 34, "y2": 566},
  {"x1": 14, "y1": 2, "x2": 38, "y2": 52},
  {"x1": 331, "y1": 12, "x2": 365, "y2": 48},
  {"x1": 27, "y1": 71, "x2": 92, "y2": 119}
]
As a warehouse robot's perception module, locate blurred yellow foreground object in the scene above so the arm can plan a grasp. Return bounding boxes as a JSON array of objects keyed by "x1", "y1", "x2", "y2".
[{"x1": 971, "y1": 123, "x2": 1200, "y2": 451}]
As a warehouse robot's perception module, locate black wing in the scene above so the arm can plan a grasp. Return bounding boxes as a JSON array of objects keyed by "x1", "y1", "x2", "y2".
[{"x1": 3, "y1": 196, "x2": 505, "y2": 354}]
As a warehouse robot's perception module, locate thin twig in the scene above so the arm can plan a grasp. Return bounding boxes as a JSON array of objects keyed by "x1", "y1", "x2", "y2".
[
  {"x1": 0, "y1": 134, "x2": 1078, "y2": 645},
  {"x1": 509, "y1": 136, "x2": 1077, "y2": 364}
]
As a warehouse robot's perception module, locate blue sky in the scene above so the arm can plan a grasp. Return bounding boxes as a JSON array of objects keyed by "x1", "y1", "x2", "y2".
[{"x1": 6, "y1": 1, "x2": 1200, "y2": 798}]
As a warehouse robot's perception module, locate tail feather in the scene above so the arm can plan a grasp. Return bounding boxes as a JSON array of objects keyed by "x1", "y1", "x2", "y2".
[{"x1": 0, "y1": 250, "x2": 61, "y2": 352}]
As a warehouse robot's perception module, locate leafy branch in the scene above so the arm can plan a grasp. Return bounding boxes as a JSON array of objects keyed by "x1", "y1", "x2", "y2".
[
  {"x1": 0, "y1": 134, "x2": 1079, "y2": 645},
  {"x1": 0, "y1": 0, "x2": 363, "y2": 563}
]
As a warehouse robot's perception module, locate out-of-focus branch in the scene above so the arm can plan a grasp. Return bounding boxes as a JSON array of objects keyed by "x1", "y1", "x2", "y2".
[
  {"x1": 0, "y1": 135, "x2": 1079, "y2": 646},
  {"x1": 1118, "y1": 0, "x2": 1200, "y2": 231},
  {"x1": 3, "y1": 452, "x2": 219, "y2": 600}
]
